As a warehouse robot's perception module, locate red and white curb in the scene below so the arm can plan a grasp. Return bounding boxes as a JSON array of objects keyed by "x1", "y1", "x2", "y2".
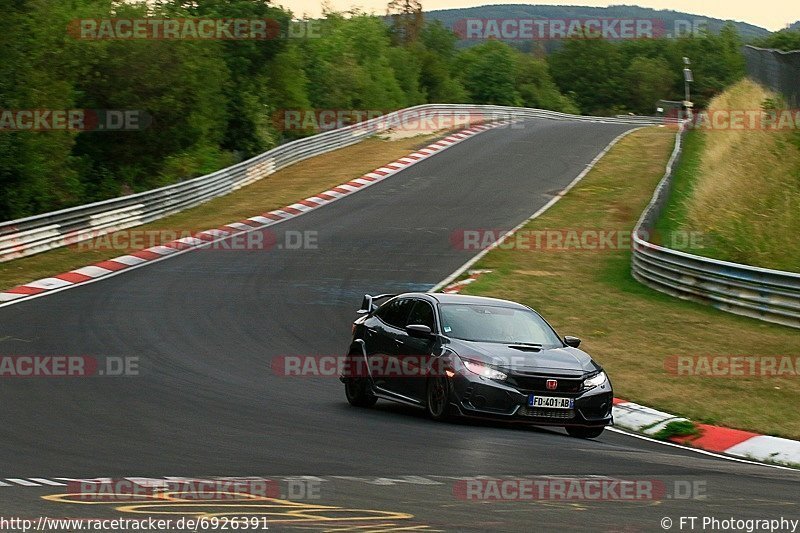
[
  {"x1": 441, "y1": 270, "x2": 493, "y2": 294},
  {"x1": 614, "y1": 398, "x2": 800, "y2": 467},
  {"x1": 0, "y1": 121, "x2": 513, "y2": 308},
  {"x1": 440, "y1": 222, "x2": 800, "y2": 468}
]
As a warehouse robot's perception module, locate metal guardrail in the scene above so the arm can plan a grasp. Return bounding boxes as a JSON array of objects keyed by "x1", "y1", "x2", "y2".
[
  {"x1": 744, "y1": 45, "x2": 800, "y2": 108},
  {"x1": 0, "y1": 105, "x2": 660, "y2": 262},
  {"x1": 631, "y1": 123, "x2": 800, "y2": 329}
]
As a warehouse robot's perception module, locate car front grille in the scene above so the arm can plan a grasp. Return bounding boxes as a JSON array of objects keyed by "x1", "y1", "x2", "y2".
[
  {"x1": 508, "y1": 375, "x2": 583, "y2": 393},
  {"x1": 518, "y1": 406, "x2": 575, "y2": 419}
]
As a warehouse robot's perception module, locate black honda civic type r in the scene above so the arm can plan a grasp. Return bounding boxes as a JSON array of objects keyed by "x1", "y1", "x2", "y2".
[{"x1": 340, "y1": 292, "x2": 613, "y2": 438}]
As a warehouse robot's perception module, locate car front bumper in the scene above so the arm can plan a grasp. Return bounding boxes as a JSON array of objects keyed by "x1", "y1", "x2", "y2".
[{"x1": 449, "y1": 372, "x2": 613, "y2": 427}]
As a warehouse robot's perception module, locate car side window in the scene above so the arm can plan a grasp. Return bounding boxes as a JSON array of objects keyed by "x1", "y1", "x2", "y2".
[
  {"x1": 407, "y1": 300, "x2": 436, "y2": 331},
  {"x1": 375, "y1": 298, "x2": 414, "y2": 329}
]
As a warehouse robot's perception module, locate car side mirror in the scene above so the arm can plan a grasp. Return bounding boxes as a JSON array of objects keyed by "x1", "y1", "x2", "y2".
[
  {"x1": 564, "y1": 336, "x2": 581, "y2": 348},
  {"x1": 406, "y1": 324, "x2": 433, "y2": 337}
]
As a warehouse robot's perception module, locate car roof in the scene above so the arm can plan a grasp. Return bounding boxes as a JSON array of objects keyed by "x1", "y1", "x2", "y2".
[{"x1": 395, "y1": 292, "x2": 530, "y2": 310}]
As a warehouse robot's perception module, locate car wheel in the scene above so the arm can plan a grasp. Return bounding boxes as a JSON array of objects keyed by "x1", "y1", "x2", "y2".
[
  {"x1": 345, "y1": 376, "x2": 378, "y2": 407},
  {"x1": 426, "y1": 376, "x2": 452, "y2": 421},
  {"x1": 566, "y1": 426, "x2": 605, "y2": 439},
  {"x1": 344, "y1": 350, "x2": 377, "y2": 408}
]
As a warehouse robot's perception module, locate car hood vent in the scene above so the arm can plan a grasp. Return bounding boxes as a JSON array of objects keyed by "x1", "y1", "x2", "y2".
[{"x1": 507, "y1": 344, "x2": 542, "y2": 352}]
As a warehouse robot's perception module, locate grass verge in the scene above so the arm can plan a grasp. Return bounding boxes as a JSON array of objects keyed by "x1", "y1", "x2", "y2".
[
  {"x1": 0, "y1": 133, "x2": 446, "y2": 291},
  {"x1": 458, "y1": 127, "x2": 800, "y2": 439},
  {"x1": 657, "y1": 79, "x2": 800, "y2": 271},
  {"x1": 653, "y1": 420, "x2": 700, "y2": 441},
  {"x1": 652, "y1": 128, "x2": 704, "y2": 249}
]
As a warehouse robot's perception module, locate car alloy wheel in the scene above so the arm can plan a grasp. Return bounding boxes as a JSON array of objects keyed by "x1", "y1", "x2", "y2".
[{"x1": 426, "y1": 376, "x2": 451, "y2": 421}]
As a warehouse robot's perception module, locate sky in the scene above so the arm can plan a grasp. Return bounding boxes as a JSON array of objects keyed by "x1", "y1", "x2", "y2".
[{"x1": 283, "y1": 0, "x2": 798, "y2": 31}]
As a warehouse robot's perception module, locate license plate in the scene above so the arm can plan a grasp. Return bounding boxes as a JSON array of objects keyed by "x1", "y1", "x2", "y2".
[{"x1": 528, "y1": 395, "x2": 573, "y2": 409}]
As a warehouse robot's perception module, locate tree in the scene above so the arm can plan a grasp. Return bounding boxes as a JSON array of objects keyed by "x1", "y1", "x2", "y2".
[
  {"x1": 515, "y1": 55, "x2": 579, "y2": 113},
  {"x1": 164, "y1": 0, "x2": 289, "y2": 158},
  {"x1": 754, "y1": 29, "x2": 800, "y2": 52},
  {"x1": 456, "y1": 41, "x2": 522, "y2": 106},
  {"x1": 418, "y1": 21, "x2": 467, "y2": 102},
  {"x1": 0, "y1": 0, "x2": 110, "y2": 219},
  {"x1": 387, "y1": 45, "x2": 426, "y2": 106},
  {"x1": 266, "y1": 43, "x2": 312, "y2": 140},
  {"x1": 386, "y1": 0, "x2": 424, "y2": 45},
  {"x1": 72, "y1": 2, "x2": 231, "y2": 192},
  {"x1": 625, "y1": 57, "x2": 675, "y2": 113},
  {"x1": 548, "y1": 38, "x2": 627, "y2": 115}
]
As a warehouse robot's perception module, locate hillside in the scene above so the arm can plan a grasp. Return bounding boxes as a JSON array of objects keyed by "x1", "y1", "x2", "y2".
[
  {"x1": 656, "y1": 80, "x2": 800, "y2": 271},
  {"x1": 425, "y1": 4, "x2": 770, "y2": 42}
]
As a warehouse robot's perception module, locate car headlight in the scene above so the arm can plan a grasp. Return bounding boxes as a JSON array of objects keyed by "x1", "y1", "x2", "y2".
[
  {"x1": 583, "y1": 371, "x2": 607, "y2": 390},
  {"x1": 463, "y1": 360, "x2": 507, "y2": 381}
]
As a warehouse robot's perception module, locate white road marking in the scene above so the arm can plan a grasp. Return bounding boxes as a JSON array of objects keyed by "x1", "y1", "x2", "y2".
[
  {"x1": 28, "y1": 478, "x2": 67, "y2": 486},
  {"x1": 5, "y1": 478, "x2": 40, "y2": 486},
  {"x1": 606, "y1": 427, "x2": 796, "y2": 471}
]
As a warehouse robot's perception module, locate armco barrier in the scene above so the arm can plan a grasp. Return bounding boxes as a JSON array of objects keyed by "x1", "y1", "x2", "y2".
[
  {"x1": 744, "y1": 45, "x2": 800, "y2": 108},
  {"x1": 0, "y1": 105, "x2": 659, "y2": 262},
  {"x1": 631, "y1": 122, "x2": 800, "y2": 329}
]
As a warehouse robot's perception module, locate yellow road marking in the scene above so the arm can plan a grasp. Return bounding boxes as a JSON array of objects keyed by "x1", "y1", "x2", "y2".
[{"x1": 42, "y1": 489, "x2": 417, "y2": 528}]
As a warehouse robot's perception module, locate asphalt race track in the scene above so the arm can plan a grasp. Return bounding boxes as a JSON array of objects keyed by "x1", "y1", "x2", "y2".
[{"x1": 1, "y1": 118, "x2": 798, "y2": 532}]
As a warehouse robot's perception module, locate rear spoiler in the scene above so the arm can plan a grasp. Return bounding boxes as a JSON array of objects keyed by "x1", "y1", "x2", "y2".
[{"x1": 357, "y1": 294, "x2": 396, "y2": 315}]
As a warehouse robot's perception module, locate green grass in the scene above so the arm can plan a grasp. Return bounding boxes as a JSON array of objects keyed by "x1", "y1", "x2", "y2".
[
  {"x1": 458, "y1": 127, "x2": 800, "y2": 440},
  {"x1": 662, "y1": 80, "x2": 800, "y2": 271},
  {"x1": 651, "y1": 129, "x2": 706, "y2": 253},
  {"x1": 654, "y1": 420, "x2": 700, "y2": 441}
]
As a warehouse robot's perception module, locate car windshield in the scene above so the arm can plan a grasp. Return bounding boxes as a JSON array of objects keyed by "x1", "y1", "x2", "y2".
[{"x1": 439, "y1": 304, "x2": 562, "y2": 347}]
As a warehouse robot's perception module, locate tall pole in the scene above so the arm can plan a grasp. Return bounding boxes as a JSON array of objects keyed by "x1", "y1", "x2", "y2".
[{"x1": 683, "y1": 57, "x2": 693, "y2": 120}]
